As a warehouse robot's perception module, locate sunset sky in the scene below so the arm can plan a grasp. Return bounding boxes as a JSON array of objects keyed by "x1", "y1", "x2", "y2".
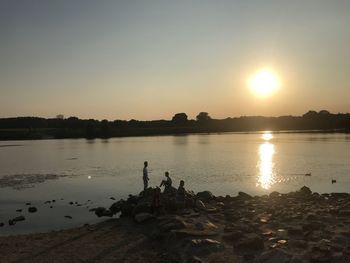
[{"x1": 1, "y1": 0, "x2": 349, "y2": 120}]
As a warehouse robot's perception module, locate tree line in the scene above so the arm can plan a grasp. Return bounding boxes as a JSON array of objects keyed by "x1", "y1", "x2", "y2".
[{"x1": 0, "y1": 110, "x2": 349, "y2": 140}]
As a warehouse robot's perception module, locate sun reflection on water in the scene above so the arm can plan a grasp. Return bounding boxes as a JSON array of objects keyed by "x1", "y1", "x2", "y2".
[{"x1": 257, "y1": 132, "x2": 275, "y2": 189}]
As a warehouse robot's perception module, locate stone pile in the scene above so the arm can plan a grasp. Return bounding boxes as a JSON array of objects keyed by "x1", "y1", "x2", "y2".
[{"x1": 93, "y1": 187, "x2": 350, "y2": 263}]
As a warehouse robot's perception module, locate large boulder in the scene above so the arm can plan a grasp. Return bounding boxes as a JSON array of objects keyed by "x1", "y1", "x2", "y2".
[
  {"x1": 298, "y1": 186, "x2": 312, "y2": 197},
  {"x1": 196, "y1": 191, "x2": 214, "y2": 202},
  {"x1": 94, "y1": 207, "x2": 113, "y2": 217},
  {"x1": 238, "y1": 192, "x2": 253, "y2": 200},
  {"x1": 109, "y1": 199, "x2": 125, "y2": 214}
]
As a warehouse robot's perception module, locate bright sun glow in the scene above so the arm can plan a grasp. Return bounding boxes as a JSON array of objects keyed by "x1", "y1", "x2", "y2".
[
  {"x1": 262, "y1": 132, "x2": 273, "y2": 141},
  {"x1": 249, "y1": 69, "x2": 280, "y2": 97}
]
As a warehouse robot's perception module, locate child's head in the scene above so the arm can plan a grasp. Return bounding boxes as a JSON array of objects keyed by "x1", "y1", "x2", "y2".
[
  {"x1": 165, "y1": 171, "x2": 169, "y2": 177},
  {"x1": 180, "y1": 180, "x2": 184, "y2": 187}
]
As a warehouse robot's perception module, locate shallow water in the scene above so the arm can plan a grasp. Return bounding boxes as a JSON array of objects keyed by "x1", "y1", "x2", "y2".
[{"x1": 0, "y1": 132, "x2": 349, "y2": 235}]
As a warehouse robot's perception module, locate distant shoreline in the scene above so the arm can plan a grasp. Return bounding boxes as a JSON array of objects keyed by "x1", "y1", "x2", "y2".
[
  {"x1": 1, "y1": 111, "x2": 350, "y2": 141},
  {"x1": 0, "y1": 128, "x2": 349, "y2": 141}
]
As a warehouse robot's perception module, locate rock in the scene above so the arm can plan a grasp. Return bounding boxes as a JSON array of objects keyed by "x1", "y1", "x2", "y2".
[
  {"x1": 216, "y1": 202, "x2": 225, "y2": 208},
  {"x1": 302, "y1": 221, "x2": 325, "y2": 231},
  {"x1": 196, "y1": 191, "x2": 214, "y2": 201},
  {"x1": 13, "y1": 216, "x2": 25, "y2": 222},
  {"x1": 69, "y1": 202, "x2": 73, "y2": 205},
  {"x1": 195, "y1": 222, "x2": 205, "y2": 231},
  {"x1": 238, "y1": 192, "x2": 252, "y2": 200},
  {"x1": 132, "y1": 203, "x2": 152, "y2": 215},
  {"x1": 110, "y1": 197, "x2": 116, "y2": 200},
  {"x1": 332, "y1": 252, "x2": 344, "y2": 262},
  {"x1": 16, "y1": 209, "x2": 22, "y2": 212},
  {"x1": 44, "y1": 201, "x2": 51, "y2": 204},
  {"x1": 235, "y1": 233, "x2": 264, "y2": 250},
  {"x1": 330, "y1": 193, "x2": 349, "y2": 199},
  {"x1": 288, "y1": 226, "x2": 303, "y2": 236},
  {"x1": 121, "y1": 202, "x2": 135, "y2": 216},
  {"x1": 195, "y1": 200, "x2": 206, "y2": 210},
  {"x1": 259, "y1": 249, "x2": 292, "y2": 263},
  {"x1": 222, "y1": 231, "x2": 244, "y2": 243},
  {"x1": 25, "y1": 202, "x2": 31, "y2": 205},
  {"x1": 310, "y1": 249, "x2": 332, "y2": 263},
  {"x1": 28, "y1": 206, "x2": 37, "y2": 213},
  {"x1": 338, "y1": 210, "x2": 350, "y2": 216},
  {"x1": 94, "y1": 207, "x2": 113, "y2": 217},
  {"x1": 9, "y1": 216, "x2": 25, "y2": 225},
  {"x1": 206, "y1": 207, "x2": 218, "y2": 213},
  {"x1": 109, "y1": 199, "x2": 125, "y2": 214},
  {"x1": 186, "y1": 256, "x2": 205, "y2": 263},
  {"x1": 134, "y1": 213, "x2": 155, "y2": 223},
  {"x1": 186, "y1": 238, "x2": 224, "y2": 256},
  {"x1": 306, "y1": 213, "x2": 318, "y2": 221},
  {"x1": 298, "y1": 186, "x2": 312, "y2": 196},
  {"x1": 172, "y1": 228, "x2": 218, "y2": 238},
  {"x1": 269, "y1": 191, "x2": 281, "y2": 198},
  {"x1": 288, "y1": 240, "x2": 308, "y2": 249},
  {"x1": 0, "y1": 222, "x2": 4, "y2": 227},
  {"x1": 64, "y1": 215, "x2": 72, "y2": 219},
  {"x1": 159, "y1": 217, "x2": 186, "y2": 232},
  {"x1": 331, "y1": 235, "x2": 348, "y2": 246},
  {"x1": 343, "y1": 244, "x2": 350, "y2": 256}
]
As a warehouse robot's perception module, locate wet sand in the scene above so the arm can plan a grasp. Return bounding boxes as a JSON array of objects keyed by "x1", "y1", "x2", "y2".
[{"x1": 0, "y1": 218, "x2": 164, "y2": 263}]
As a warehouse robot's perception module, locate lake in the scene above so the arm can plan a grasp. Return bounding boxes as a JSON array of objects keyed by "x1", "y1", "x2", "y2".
[{"x1": 1, "y1": 132, "x2": 349, "y2": 235}]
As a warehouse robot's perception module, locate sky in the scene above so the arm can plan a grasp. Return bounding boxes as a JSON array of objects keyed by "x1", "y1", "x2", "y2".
[{"x1": 1, "y1": 0, "x2": 350, "y2": 120}]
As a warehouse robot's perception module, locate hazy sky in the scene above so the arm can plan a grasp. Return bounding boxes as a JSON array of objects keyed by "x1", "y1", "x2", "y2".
[{"x1": 1, "y1": 0, "x2": 349, "y2": 120}]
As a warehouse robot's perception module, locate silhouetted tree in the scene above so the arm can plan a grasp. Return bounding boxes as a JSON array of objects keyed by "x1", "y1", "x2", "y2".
[
  {"x1": 100, "y1": 119, "x2": 110, "y2": 137},
  {"x1": 172, "y1": 113, "x2": 188, "y2": 124},
  {"x1": 303, "y1": 110, "x2": 318, "y2": 118},
  {"x1": 1, "y1": 110, "x2": 350, "y2": 140},
  {"x1": 319, "y1": 110, "x2": 331, "y2": 115},
  {"x1": 196, "y1": 112, "x2": 211, "y2": 122}
]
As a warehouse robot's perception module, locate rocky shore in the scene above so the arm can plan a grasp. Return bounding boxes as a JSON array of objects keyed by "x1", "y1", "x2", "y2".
[{"x1": 1, "y1": 186, "x2": 350, "y2": 263}]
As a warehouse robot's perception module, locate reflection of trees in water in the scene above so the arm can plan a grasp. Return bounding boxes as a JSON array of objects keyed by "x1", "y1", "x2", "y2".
[
  {"x1": 86, "y1": 139, "x2": 96, "y2": 144},
  {"x1": 197, "y1": 135, "x2": 210, "y2": 145},
  {"x1": 173, "y1": 135, "x2": 188, "y2": 145},
  {"x1": 101, "y1": 139, "x2": 110, "y2": 144}
]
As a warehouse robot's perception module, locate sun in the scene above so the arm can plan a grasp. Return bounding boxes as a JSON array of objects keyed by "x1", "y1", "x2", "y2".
[{"x1": 249, "y1": 69, "x2": 280, "y2": 97}]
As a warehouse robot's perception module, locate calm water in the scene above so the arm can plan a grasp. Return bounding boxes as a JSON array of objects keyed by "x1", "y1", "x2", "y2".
[{"x1": 1, "y1": 132, "x2": 350, "y2": 235}]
